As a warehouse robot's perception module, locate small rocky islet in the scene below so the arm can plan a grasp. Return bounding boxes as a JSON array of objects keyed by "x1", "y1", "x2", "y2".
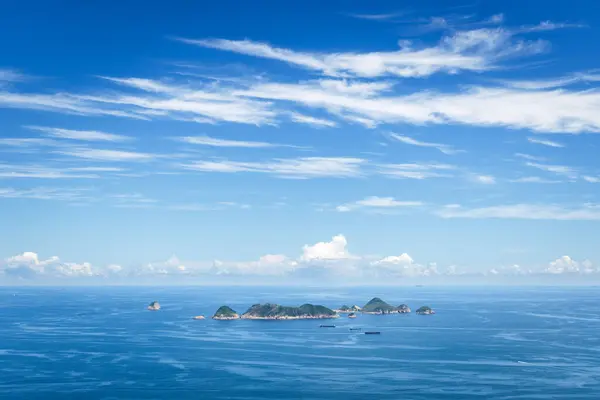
[{"x1": 147, "y1": 301, "x2": 160, "y2": 311}]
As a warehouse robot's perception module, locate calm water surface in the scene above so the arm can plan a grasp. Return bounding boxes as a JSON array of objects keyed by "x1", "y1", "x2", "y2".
[{"x1": 1, "y1": 286, "x2": 599, "y2": 399}]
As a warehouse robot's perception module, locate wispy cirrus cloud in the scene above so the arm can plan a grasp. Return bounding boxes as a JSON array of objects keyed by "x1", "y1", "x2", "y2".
[
  {"x1": 181, "y1": 157, "x2": 365, "y2": 178},
  {"x1": 436, "y1": 203, "x2": 600, "y2": 221},
  {"x1": 178, "y1": 135, "x2": 303, "y2": 148},
  {"x1": 178, "y1": 26, "x2": 548, "y2": 78},
  {"x1": 527, "y1": 136, "x2": 565, "y2": 148},
  {"x1": 346, "y1": 12, "x2": 407, "y2": 21},
  {"x1": 25, "y1": 126, "x2": 132, "y2": 142},
  {"x1": 336, "y1": 196, "x2": 423, "y2": 212},
  {"x1": 525, "y1": 162, "x2": 577, "y2": 178},
  {"x1": 0, "y1": 164, "x2": 100, "y2": 179},
  {"x1": 514, "y1": 153, "x2": 545, "y2": 162},
  {"x1": 0, "y1": 186, "x2": 91, "y2": 201},
  {"x1": 388, "y1": 133, "x2": 463, "y2": 154},
  {"x1": 377, "y1": 163, "x2": 455, "y2": 179},
  {"x1": 289, "y1": 113, "x2": 337, "y2": 127},
  {"x1": 500, "y1": 71, "x2": 600, "y2": 90},
  {"x1": 0, "y1": 68, "x2": 27, "y2": 84},
  {"x1": 168, "y1": 201, "x2": 251, "y2": 212},
  {"x1": 518, "y1": 20, "x2": 587, "y2": 33},
  {"x1": 57, "y1": 148, "x2": 156, "y2": 162},
  {"x1": 239, "y1": 80, "x2": 600, "y2": 134},
  {"x1": 510, "y1": 176, "x2": 561, "y2": 184}
]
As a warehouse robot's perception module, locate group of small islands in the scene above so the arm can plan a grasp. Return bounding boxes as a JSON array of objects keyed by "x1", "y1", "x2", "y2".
[{"x1": 147, "y1": 297, "x2": 435, "y2": 320}]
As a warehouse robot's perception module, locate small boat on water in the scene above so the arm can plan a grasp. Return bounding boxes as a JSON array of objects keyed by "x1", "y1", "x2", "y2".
[
  {"x1": 320, "y1": 325, "x2": 336, "y2": 328},
  {"x1": 365, "y1": 331, "x2": 381, "y2": 335},
  {"x1": 349, "y1": 328, "x2": 361, "y2": 331},
  {"x1": 192, "y1": 315, "x2": 205, "y2": 320},
  {"x1": 348, "y1": 312, "x2": 357, "y2": 318}
]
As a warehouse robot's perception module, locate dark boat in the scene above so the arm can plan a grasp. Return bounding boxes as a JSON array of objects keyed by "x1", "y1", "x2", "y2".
[
  {"x1": 320, "y1": 325, "x2": 336, "y2": 328},
  {"x1": 365, "y1": 331, "x2": 381, "y2": 335},
  {"x1": 349, "y1": 328, "x2": 362, "y2": 331}
]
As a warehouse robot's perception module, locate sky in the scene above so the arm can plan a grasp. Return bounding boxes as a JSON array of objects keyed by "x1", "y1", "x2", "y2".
[{"x1": 1, "y1": 0, "x2": 600, "y2": 285}]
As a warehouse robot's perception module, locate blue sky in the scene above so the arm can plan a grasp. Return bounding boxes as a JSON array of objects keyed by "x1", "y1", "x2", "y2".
[{"x1": 1, "y1": 0, "x2": 600, "y2": 284}]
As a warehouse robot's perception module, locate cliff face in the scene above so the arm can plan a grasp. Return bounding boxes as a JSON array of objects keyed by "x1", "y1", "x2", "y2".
[
  {"x1": 212, "y1": 306, "x2": 240, "y2": 320},
  {"x1": 241, "y1": 303, "x2": 338, "y2": 320}
]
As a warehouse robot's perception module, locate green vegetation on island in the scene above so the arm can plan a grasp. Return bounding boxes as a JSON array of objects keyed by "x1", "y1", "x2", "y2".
[
  {"x1": 336, "y1": 304, "x2": 361, "y2": 313},
  {"x1": 416, "y1": 306, "x2": 435, "y2": 315},
  {"x1": 241, "y1": 303, "x2": 337, "y2": 320},
  {"x1": 361, "y1": 297, "x2": 398, "y2": 314},
  {"x1": 212, "y1": 305, "x2": 240, "y2": 320}
]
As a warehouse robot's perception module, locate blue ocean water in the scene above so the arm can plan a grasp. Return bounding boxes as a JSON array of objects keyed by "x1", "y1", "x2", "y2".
[{"x1": 1, "y1": 286, "x2": 599, "y2": 399}]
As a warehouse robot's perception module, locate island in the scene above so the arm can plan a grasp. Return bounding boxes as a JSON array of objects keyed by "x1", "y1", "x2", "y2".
[
  {"x1": 416, "y1": 306, "x2": 435, "y2": 315},
  {"x1": 240, "y1": 303, "x2": 338, "y2": 320},
  {"x1": 335, "y1": 305, "x2": 362, "y2": 313},
  {"x1": 147, "y1": 301, "x2": 160, "y2": 311},
  {"x1": 348, "y1": 312, "x2": 357, "y2": 318},
  {"x1": 361, "y1": 297, "x2": 399, "y2": 314},
  {"x1": 212, "y1": 306, "x2": 240, "y2": 320},
  {"x1": 397, "y1": 304, "x2": 411, "y2": 313}
]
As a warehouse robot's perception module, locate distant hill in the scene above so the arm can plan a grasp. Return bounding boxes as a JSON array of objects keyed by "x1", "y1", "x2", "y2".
[
  {"x1": 241, "y1": 303, "x2": 337, "y2": 320},
  {"x1": 362, "y1": 297, "x2": 398, "y2": 314},
  {"x1": 212, "y1": 305, "x2": 239, "y2": 320}
]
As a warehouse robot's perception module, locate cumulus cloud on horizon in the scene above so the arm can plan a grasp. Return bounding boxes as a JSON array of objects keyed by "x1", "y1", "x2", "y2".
[{"x1": 2, "y1": 237, "x2": 597, "y2": 283}]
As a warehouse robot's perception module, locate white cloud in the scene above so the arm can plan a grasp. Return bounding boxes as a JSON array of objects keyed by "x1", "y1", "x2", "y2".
[
  {"x1": 347, "y1": 12, "x2": 406, "y2": 21},
  {"x1": 436, "y1": 203, "x2": 600, "y2": 220},
  {"x1": 525, "y1": 162, "x2": 576, "y2": 178},
  {"x1": 527, "y1": 136, "x2": 564, "y2": 148},
  {"x1": 239, "y1": 80, "x2": 600, "y2": 134},
  {"x1": 181, "y1": 27, "x2": 547, "y2": 78},
  {"x1": 289, "y1": 113, "x2": 337, "y2": 127},
  {"x1": 0, "y1": 164, "x2": 100, "y2": 179},
  {"x1": 0, "y1": 68, "x2": 26, "y2": 83},
  {"x1": 87, "y1": 76, "x2": 277, "y2": 125},
  {"x1": 0, "y1": 91, "x2": 146, "y2": 119},
  {"x1": 0, "y1": 187, "x2": 91, "y2": 202},
  {"x1": 57, "y1": 148, "x2": 155, "y2": 162},
  {"x1": 212, "y1": 254, "x2": 297, "y2": 276},
  {"x1": 472, "y1": 174, "x2": 496, "y2": 184},
  {"x1": 178, "y1": 135, "x2": 298, "y2": 148},
  {"x1": 0, "y1": 138, "x2": 59, "y2": 148},
  {"x1": 369, "y1": 254, "x2": 440, "y2": 277},
  {"x1": 388, "y1": 133, "x2": 462, "y2": 154},
  {"x1": 168, "y1": 202, "x2": 251, "y2": 212},
  {"x1": 181, "y1": 157, "x2": 365, "y2": 178},
  {"x1": 545, "y1": 256, "x2": 596, "y2": 274},
  {"x1": 25, "y1": 126, "x2": 131, "y2": 142},
  {"x1": 514, "y1": 153, "x2": 546, "y2": 162},
  {"x1": 510, "y1": 176, "x2": 561, "y2": 184},
  {"x1": 300, "y1": 234, "x2": 353, "y2": 261},
  {"x1": 377, "y1": 163, "x2": 455, "y2": 179},
  {"x1": 519, "y1": 20, "x2": 586, "y2": 33},
  {"x1": 336, "y1": 196, "x2": 423, "y2": 212},
  {"x1": 2, "y1": 252, "x2": 103, "y2": 278},
  {"x1": 583, "y1": 176, "x2": 600, "y2": 183}
]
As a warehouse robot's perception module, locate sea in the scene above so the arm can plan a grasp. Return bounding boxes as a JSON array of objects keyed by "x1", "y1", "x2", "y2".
[{"x1": 1, "y1": 286, "x2": 599, "y2": 399}]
